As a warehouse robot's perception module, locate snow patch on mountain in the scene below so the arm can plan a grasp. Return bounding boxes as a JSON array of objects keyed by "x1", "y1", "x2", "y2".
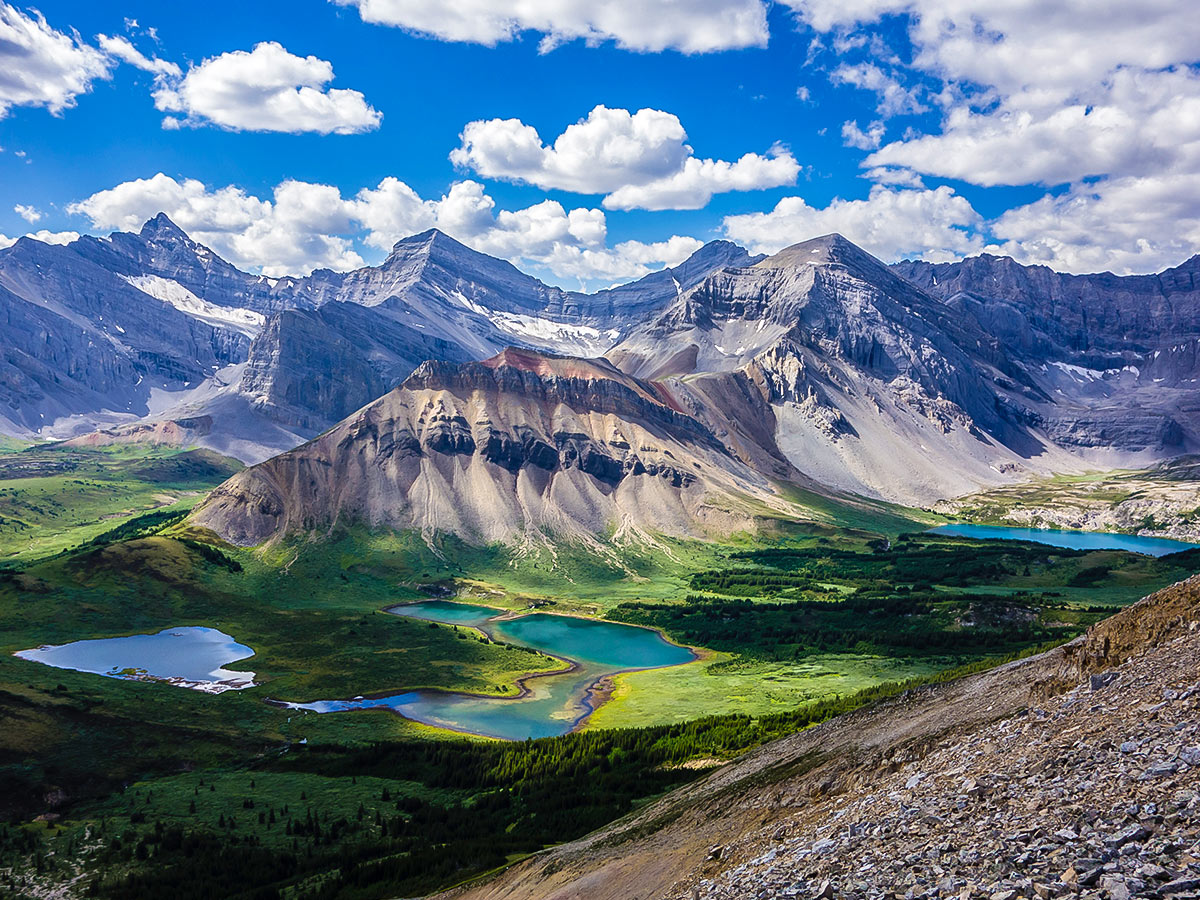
[
  {"x1": 489, "y1": 310, "x2": 620, "y2": 356},
  {"x1": 123, "y1": 274, "x2": 265, "y2": 338}
]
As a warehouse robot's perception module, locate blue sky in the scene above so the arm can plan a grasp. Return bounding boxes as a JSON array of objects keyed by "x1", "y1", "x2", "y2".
[{"x1": 1, "y1": 0, "x2": 1197, "y2": 288}]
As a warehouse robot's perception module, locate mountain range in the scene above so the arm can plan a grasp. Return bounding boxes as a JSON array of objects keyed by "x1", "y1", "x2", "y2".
[{"x1": 3, "y1": 216, "x2": 1198, "y2": 546}]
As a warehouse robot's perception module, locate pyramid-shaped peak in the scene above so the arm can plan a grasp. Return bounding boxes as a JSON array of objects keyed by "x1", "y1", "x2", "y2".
[
  {"x1": 385, "y1": 228, "x2": 515, "y2": 272},
  {"x1": 676, "y1": 239, "x2": 759, "y2": 271},
  {"x1": 381, "y1": 228, "x2": 555, "y2": 298},
  {"x1": 754, "y1": 233, "x2": 883, "y2": 270},
  {"x1": 138, "y1": 212, "x2": 190, "y2": 242},
  {"x1": 389, "y1": 227, "x2": 471, "y2": 256}
]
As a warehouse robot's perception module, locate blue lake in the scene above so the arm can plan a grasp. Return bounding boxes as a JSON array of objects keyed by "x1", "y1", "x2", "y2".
[
  {"x1": 930, "y1": 523, "x2": 1200, "y2": 557},
  {"x1": 283, "y1": 600, "x2": 695, "y2": 740},
  {"x1": 15, "y1": 626, "x2": 256, "y2": 692},
  {"x1": 388, "y1": 598, "x2": 499, "y2": 627}
]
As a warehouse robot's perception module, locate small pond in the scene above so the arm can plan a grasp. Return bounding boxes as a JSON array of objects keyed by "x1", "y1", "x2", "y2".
[{"x1": 15, "y1": 626, "x2": 256, "y2": 692}]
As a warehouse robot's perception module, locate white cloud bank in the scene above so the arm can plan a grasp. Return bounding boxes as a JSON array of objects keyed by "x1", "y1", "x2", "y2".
[
  {"x1": 66, "y1": 173, "x2": 703, "y2": 286},
  {"x1": 723, "y1": 185, "x2": 982, "y2": 262},
  {"x1": 785, "y1": 0, "x2": 1200, "y2": 273},
  {"x1": 0, "y1": 229, "x2": 80, "y2": 249},
  {"x1": 451, "y1": 105, "x2": 799, "y2": 210},
  {"x1": 153, "y1": 42, "x2": 382, "y2": 134},
  {"x1": 333, "y1": 0, "x2": 769, "y2": 53},
  {"x1": 0, "y1": 8, "x2": 361, "y2": 140}
]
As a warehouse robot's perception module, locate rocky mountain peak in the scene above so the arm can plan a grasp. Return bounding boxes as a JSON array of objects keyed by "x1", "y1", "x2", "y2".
[
  {"x1": 137, "y1": 212, "x2": 192, "y2": 244},
  {"x1": 377, "y1": 227, "x2": 555, "y2": 305},
  {"x1": 384, "y1": 228, "x2": 509, "y2": 273},
  {"x1": 755, "y1": 233, "x2": 893, "y2": 281},
  {"x1": 676, "y1": 239, "x2": 762, "y2": 273},
  {"x1": 387, "y1": 227, "x2": 459, "y2": 256}
]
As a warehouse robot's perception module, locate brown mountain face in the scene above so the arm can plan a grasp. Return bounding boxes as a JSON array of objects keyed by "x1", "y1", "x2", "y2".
[{"x1": 190, "y1": 348, "x2": 810, "y2": 548}]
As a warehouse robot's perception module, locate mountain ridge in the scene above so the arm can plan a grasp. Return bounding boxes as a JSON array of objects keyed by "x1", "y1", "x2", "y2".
[
  {"x1": 3, "y1": 218, "x2": 1199, "y2": 516},
  {"x1": 0, "y1": 219, "x2": 749, "y2": 455},
  {"x1": 190, "y1": 346, "x2": 808, "y2": 548}
]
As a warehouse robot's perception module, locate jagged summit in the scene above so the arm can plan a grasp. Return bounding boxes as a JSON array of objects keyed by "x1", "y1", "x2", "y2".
[
  {"x1": 383, "y1": 227, "x2": 534, "y2": 282},
  {"x1": 137, "y1": 212, "x2": 191, "y2": 242},
  {"x1": 672, "y1": 238, "x2": 764, "y2": 274},
  {"x1": 386, "y1": 227, "x2": 474, "y2": 259},
  {"x1": 374, "y1": 226, "x2": 557, "y2": 308}
]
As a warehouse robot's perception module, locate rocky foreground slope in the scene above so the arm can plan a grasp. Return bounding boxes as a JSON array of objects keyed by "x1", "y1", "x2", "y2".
[{"x1": 444, "y1": 576, "x2": 1200, "y2": 900}]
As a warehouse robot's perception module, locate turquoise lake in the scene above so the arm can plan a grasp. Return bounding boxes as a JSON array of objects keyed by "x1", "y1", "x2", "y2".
[
  {"x1": 930, "y1": 523, "x2": 1200, "y2": 557},
  {"x1": 15, "y1": 626, "x2": 256, "y2": 692},
  {"x1": 284, "y1": 600, "x2": 695, "y2": 740}
]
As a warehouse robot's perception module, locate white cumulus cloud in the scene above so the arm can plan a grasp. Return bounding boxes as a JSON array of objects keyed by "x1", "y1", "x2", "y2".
[
  {"x1": 67, "y1": 173, "x2": 704, "y2": 286},
  {"x1": 722, "y1": 185, "x2": 982, "y2": 262},
  {"x1": 784, "y1": 0, "x2": 1200, "y2": 272},
  {"x1": 841, "y1": 120, "x2": 885, "y2": 150},
  {"x1": 866, "y1": 67, "x2": 1200, "y2": 189},
  {"x1": 152, "y1": 42, "x2": 382, "y2": 134},
  {"x1": 451, "y1": 105, "x2": 799, "y2": 210},
  {"x1": 0, "y1": 229, "x2": 81, "y2": 248},
  {"x1": 0, "y1": 3, "x2": 113, "y2": 118},
  {"x1": 24, "y1": 229, "x2": 80, "y2": 246},
  {"x1": 986, "y1": 175, "x2": 1200, "y2": 275},
  {"x1": 14, "y1": 204, "x2": 43, "y2": 223},
  {"x1": 832, "y1": 62, "x2": 925, "y2": 117},
  {"x1": 604, "y1": 151, "x2": 801, "y2": 211},
  {"x1": 333, "y1": 0, "x2": 769, "y2": 53},
  {"x1": 67, "y1": 174, "x2": 361, "y2": 276}
]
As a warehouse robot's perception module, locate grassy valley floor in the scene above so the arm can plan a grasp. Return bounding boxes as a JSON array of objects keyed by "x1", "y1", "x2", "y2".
[
  {"x1": 0, "y1": 442, "x2": 243, "y2": 565},
  {"x1": 1, "y1": 453, "x2": 1198, "y2": 898}
]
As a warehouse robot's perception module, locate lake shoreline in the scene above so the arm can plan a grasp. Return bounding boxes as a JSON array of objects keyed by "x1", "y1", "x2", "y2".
[
  {"x1": 13, "y1": 626, "x2": 257, "y2": 693},
  {"x1": 280, "y1": 599, "x2": 699, "y2": 740},
  {"x1": 930, "y1": 522, "x2": 1200, "y2": 557}
]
